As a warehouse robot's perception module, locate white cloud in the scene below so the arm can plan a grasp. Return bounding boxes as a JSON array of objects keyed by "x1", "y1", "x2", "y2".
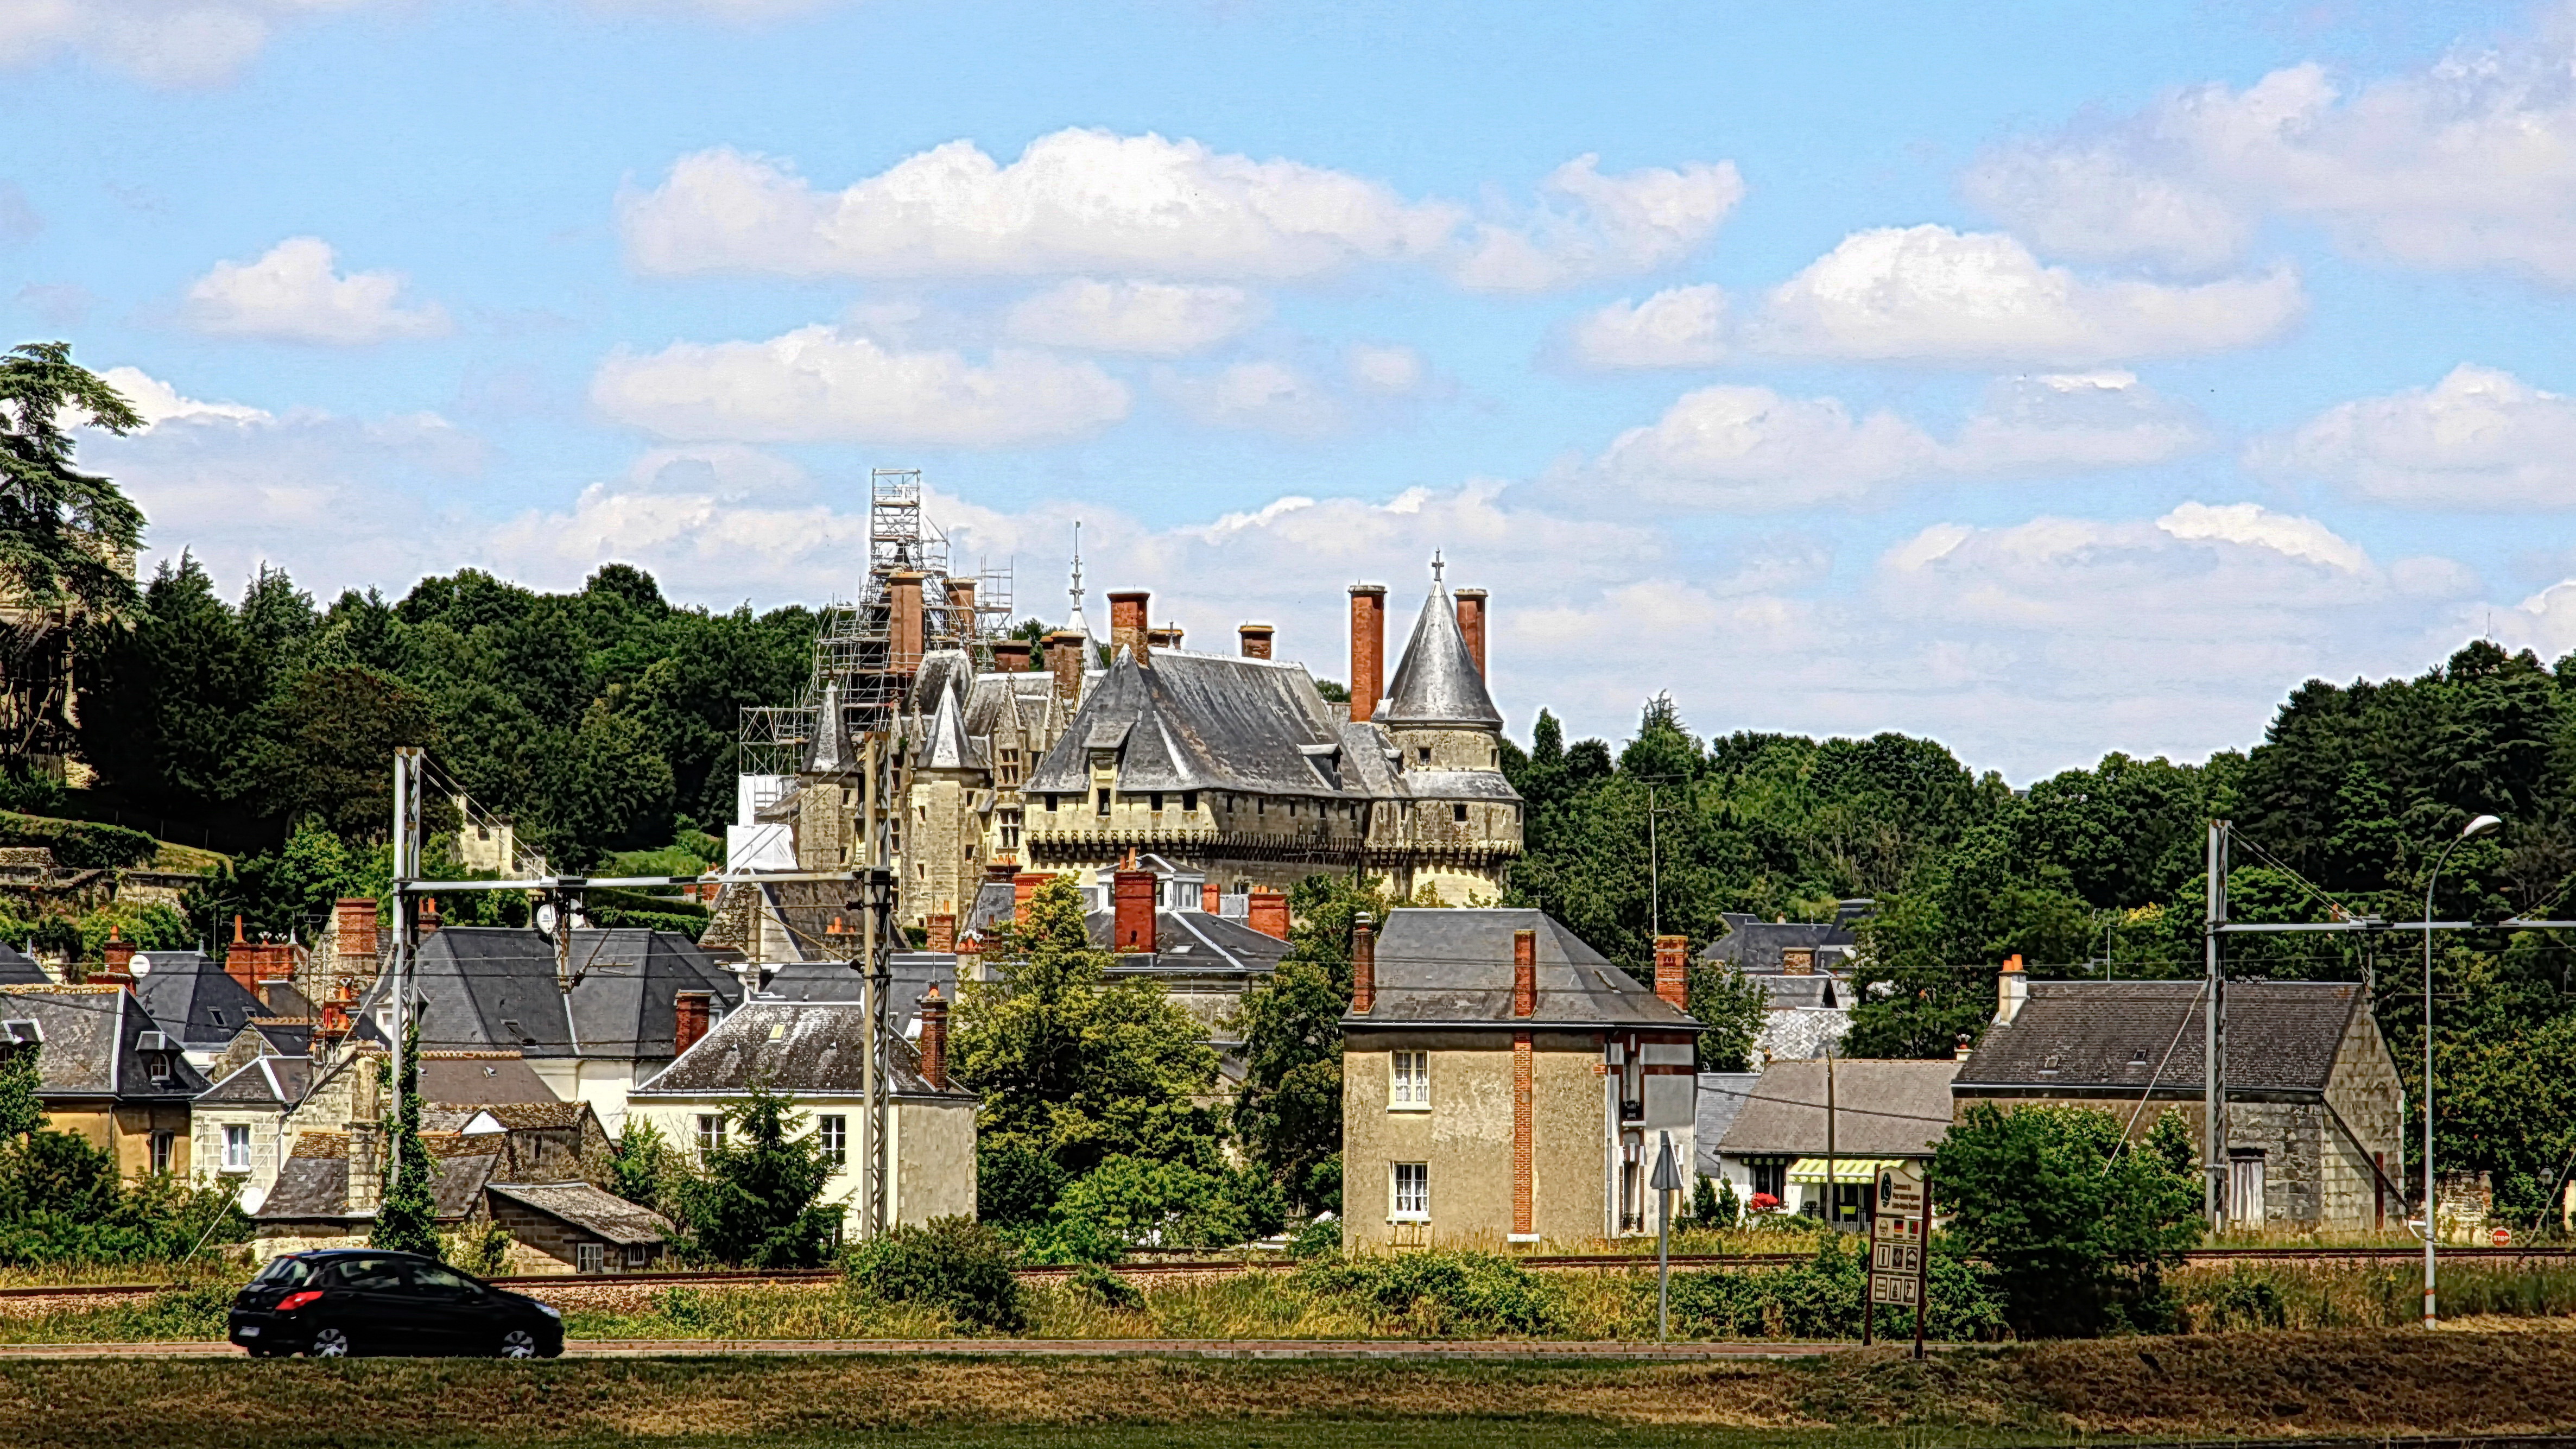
[
  {"x1": 2250, "y1": 363, "x2": 2576, "y2": 509},
  {"x1": 620, "y1": 131, "x2": 1738, "y2": 289},
  {"x1": 1579, "y1": 370, "x2": 2205, "y2": 509},
  {"x1": 1563, "y1": 283, "x2": 1729, "y2": 369},
  {"x1": 1966, "y1": 16, "x2": 2576, "y2": 286},
  {"x1": 1748, "y1": 225, "x2": 2302, "y2": 366},
  {"x1": 182, "y1": 237, "x2": 449, "y2": 345},
  {"x1": 1346, "y1": 343, "x2": 1429, "y2": 395},
  {"x1": 590, "y1": 326, "x2": 1130, "y2": 445},
  {"x1": 97, "y1": 366, "x2": 270, "y2": 426},
  {"x1": 1001, "y1": 279, "x2": 1265, "y2": 355}
]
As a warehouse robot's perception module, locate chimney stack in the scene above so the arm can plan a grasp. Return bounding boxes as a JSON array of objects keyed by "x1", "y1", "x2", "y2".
[
  {"x1": 418, "y1": 897, "x2": 440, "y2": 938},
  {"x1": 918, "y1": 984, "x2": 950, "y2": 1091},
  {"x1": 333, "y1": 897, "x2": 379, "y2": 989},
  {"x1": 1347, "y1": 584, "x2": 1387, "y2": 722},
  {"x1": 926, "y1": 913, "x2": 957, "y2": 953},
  {"x1": 1113, "y1": 869, "x2": 1156, "y2": 953},
  {"x1": 1995, "y1": 954, "x2": 2027, "y2": 1026},
  {"x1": 1454, "y1": 588, "x2": 1488, "y2": 679},
  {"x1": 1954, "y1": 1033, "x2": 1975, "y2": 1063},
  {"x1": 1108, "y1": 590, "x2": 1150, "y2": 666},
  {"x1": 1237, "y1": 623, "x2": 1273, "y2": 660},
  {"x1": 102, "y1": 926, "x2": 135, "y2": 979},
  {"x1": 1147, "y1": 624, "x2": 1183, "y2": 652},
  {"x1": 889, "y1": 571, "x2": 928, "y2": 675},
  {"x1": 674, "y1": 990, "x2": 713, "y2": 1056},
  {"x1": 1512, "y1": 928, "x2": 1537, "y2": 1017},
  {"x1": 992, "y1": 639, "x2": 1034, "y2": 673},
  {"x1": 313, "y1": 998, "x2": 352, "y2": 1055},
  {"x1": 1248, "y1": 890, "x2": 1289, "y2": 941},
  {"x1": 1351, "y1": 912, "x2": 1376, "y2": 1014},
  {"x1": 1014, "y1": 871, "x2": 1049, "y2": 927},
  {"x1": 1045, "y1": 630, "x2": 1087, "y2": 705},
  {"x1": 944, "y1": 577, "x2": 978, "y2": 644},
  {"x1": 1654, "y1": 934, "x2": 1689, "y2": 1011},
  {"x1": 1201, "y1": 880, "x2": 1221, "y2": 914}
]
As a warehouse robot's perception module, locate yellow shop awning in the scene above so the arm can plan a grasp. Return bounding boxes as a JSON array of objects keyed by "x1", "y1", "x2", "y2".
[{"x1": 1785, "y1": 1157, "x2": 1902, "y2": 1185}]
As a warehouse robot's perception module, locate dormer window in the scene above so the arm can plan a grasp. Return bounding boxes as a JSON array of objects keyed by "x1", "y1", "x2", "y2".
[
  {"x1": 1096, "y1": 790, "x2": 1112, "y2": 817},
  {"x1": 1181, "y1": 792, "x2": 1198, "y2": 813},
  {"x1": 1149, "y1": 793, "x2": 1164, "y2": 812},
  {"x1": 1417, "y1": 748, "x2": 1432, "y2": 764}
]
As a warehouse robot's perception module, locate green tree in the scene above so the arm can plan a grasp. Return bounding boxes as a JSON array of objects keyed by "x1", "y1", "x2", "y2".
[
  {"x1": 671, "y1": 1081, "x2": 840, "y2": 1266},
  {"x1": 1929, "y1": 1104, "x2": 2203, "y2": 1337},
  {"x1": 607, "y1": 1117, "x2": 683, "y2": 1213},
  {"x1": 370, "y1": 1020, "x2": 438, "y2": 1257},
  {"x1": 1232, "y1": 873, "x2": 1387, "y2": 1212},
  {"x1": 252, "y1": 664, "x2": 438, "y2": 840},
  {"x1": 952, "y1": 877, "x2": 1223, "y2": 1179},
  {"x1": 0, "y1": 1039, "x2": 39, "y2": 1141},
  {"x1": 1686, "y1": 959, "x2": 1768, "y2": 1071}
]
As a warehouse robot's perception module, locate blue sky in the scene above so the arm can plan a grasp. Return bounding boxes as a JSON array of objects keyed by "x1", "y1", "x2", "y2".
[{"x1": 12, "y1": 0, "x2": 2576, "y2": 779}]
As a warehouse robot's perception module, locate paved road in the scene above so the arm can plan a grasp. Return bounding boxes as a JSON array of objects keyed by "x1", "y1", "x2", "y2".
[{"x1": 0, "y1": 1337, "x2": 1845, "y2": 1362}]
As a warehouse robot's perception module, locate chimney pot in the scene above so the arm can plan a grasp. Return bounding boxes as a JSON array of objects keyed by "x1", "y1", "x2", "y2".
[
  {"x1": 1237, "y1": 623, "x2": 1274, "y2": 660},
  {"x1": 1201, "y1": 880, "x2": 1220, "y2": 914},
  {"x1": 918, "y1": 984, "x2": 951, "y2": 1091},
  {"x1": 1347, "y1": 584, "x2": 1387, "y2": 722},
  {"x1": 233, "y1": 915, "x2": 246, "y2": 945},
  {"x1": 418, "y1": 896, "x2": 440, "y2": 938},
  {"x1": 1512, "y1": 928, "x2": 1537, "y2": 1017},
  {"x1": 1108, "y1": 590, "x2": 1151, "y2": 666},
  {"x1": 1014, "y1": 871, "x2": 1050, "y2": 927},
  {"x1": 1996, "y1": 954, "x2": 2028, "y2": 1026},
  {"x1": 674, "y1": 990, "x2": 713, "y2": 1056},
  {"x1": 1653, "y1": 934, "x2": 1689, "y2": 1011},
  {"x1": 1113, "y1": 869, "x2": 1156, "y2": 954},
  {"x1": 1453, "y1": 588, "x2": 1488, "y2": 679},
  {"x1": 1351, "y1": 912, "x2": 1376, "y2": 1014},
  {"x1": 102, "y1": 927, "x2": 135, "y2": 979},
  {"x1": 1248, "y1": 890, "x2": 1289, "y2": 941}
]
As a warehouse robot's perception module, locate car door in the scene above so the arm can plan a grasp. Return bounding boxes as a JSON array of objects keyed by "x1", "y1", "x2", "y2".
[
  {"x1": 404, "y1": 1262, "x2": 486, "y2": 1353},
  {"x1": 327, "y1": 1255, "x2": 426, "y2": 1353}
]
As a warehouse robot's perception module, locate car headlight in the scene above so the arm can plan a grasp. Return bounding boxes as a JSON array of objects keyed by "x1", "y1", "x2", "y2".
[{"x1": 536, "y1": 1304, "x2": 561, "y2": 1319}]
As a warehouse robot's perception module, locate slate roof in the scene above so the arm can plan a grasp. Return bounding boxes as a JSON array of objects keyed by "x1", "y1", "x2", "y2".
[
  {"x1": 1700, "y1": 915, "x2": 1859, "y2": 972},
  {"x1": 0, "y1": 985, "x2": 210, "y2": 1100},
  {"x1": 917, "y1": 680, "x2": 985, "y2": 773},
  {"x1": 961, "y1": 881, "x2": 1016, "y2": 938},
  {"x1": 132, "y1": 952, "x2": 276, "y2": 1051},
  {"x1": 364, "y1": 926, "x2": 740, "y2": 1061},
  {"x1": 1694, "y1": 1072, "x2": 1763, "y2": 1176},
  {"x1": 1715, "y1": 1059, "x2": 1961, "y2": 1159},
  {"x1": 757, "y1": 953, "x2": 957, "y2": 1041},
  {"x1": 416, "y1": 1053, "x2": 559, "y2": 1105},
  {"x1": 1085, "y1": 907, "x2": 1289, "y2": 977},
  {"x1": 632, "y1": 999, "x2": 967, "y2": 1099},
  {"x1": 448, "y1": 1100, "x2": 590, "y2": 1131},
  {"x1": 1957, "y1": 980, "x2": 2367, "y2": 1096},
  {"x1": 252, "y1": 1132, "x2": 509, "y2": 1223},
  {"x1": 1378, "y1": 579, "x2": 1503, "y2": 730},
  {"x1": 198, "y1": 1054, "x2": 313, "y2": 1107},
  {"x1": 802, "y1": 681, "x2": 855, "y2": 773},
  {"x1": 258, "y1": 1156, "x2": 347, "y2": 1220},
  {"x1": 486, "y1": 1181, "x2": 673, "y2": 1245},
  {"x1": 1023, "y1": 649, "x2": 1357, "y2": 798},
  {"x1": 0, "y1": 942, "x2": 46, "y2": 986},
  {"x1": 1347, "y1": 909, "x2": 1702, "y2": 1030}
]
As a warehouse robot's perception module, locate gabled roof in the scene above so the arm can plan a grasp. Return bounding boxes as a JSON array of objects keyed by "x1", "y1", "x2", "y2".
[
  {"x1": 1957, "y1": 980, "x2": 2369, "y2": 1096},
  {"x1": 252, "y1": 1131, "x2": 511, "y2": 1224},
  {"x1": 0, "y1": 985, "x2": 209, "y2": 1100},
  {"x1": 416, "y1": 1052, "x2": 560, "y2": 1105},
  {"x1": 0, "y1": 942, "x2": 47, "y2": 986},
  {"x1": 486, "y1": 1181, "x2": 673, "y2": 1245},
  {"x1": 369, "y1": 927, "x2": 739, "y2": 1062},
  {"x1": 802, "y1": 682, "x2": 855, "y2": 773},
  {"x1": 1024, "y1": 649, "x2": 1357, "y2": 798},
  {"x1": 198, "y1": 1054, "x2": 312, "y2": 1108},
  {"x1": 133, "y1": 952, "x2": 275, "y2": 1051},
  {"x1": 1378, "y1": 580, "x2": 1502, "y2": 730},
  {"x1": 757, "y1": 953, "x2": 955, "y2": 1037},
  {"x1": 1084, "y1": 908, "x2": 1290, "y2": 977},
  {"x1": 1348, "y1": 909, "x2": 1701, "y2": 1030},
  {"x1": 1716, "y1": 1059, "x2": 1960, "y2": 1159},
  {"x1": 632, "y1": 999, "x2": 967, "y2": 1099}
]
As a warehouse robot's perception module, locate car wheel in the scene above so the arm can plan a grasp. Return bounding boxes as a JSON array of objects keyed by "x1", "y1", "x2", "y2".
[
  {"x1": 308, "y1": 1328, "x2": 353, "y2": 1358},
  {"x1": 497, "y1": 1329, "x2": 539, "y2": 1359}
]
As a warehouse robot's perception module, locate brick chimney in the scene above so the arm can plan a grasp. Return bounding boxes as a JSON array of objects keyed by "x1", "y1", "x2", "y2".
[
  {"x1": 944, "y1": 577, "x2": 978, "y2": 643},
  {"x1": 1113, "y1": 869, "x2": 1156, "y2": 953},
  {"x1": 992, "y1": 639, "x2": 1033, "y2": 673},
  {"x1": 1996, "y1": 954, "x2": 2027, "y2": 1026},
  {"x1": 333, "y1": 897, "x2": 379, "y2": 983},
  {"x1": 926, "y1": 913, "x2": 957, "y2": 952},
  {"x1": 674, "y1": 990, "x2": 713, "y2": 1056},
  {"x1": 1248, "y1": 890, "x2": 1289, "y2": 941},
  {"x1": 889, "y1": 570, "x2": 928, "y2": 675},
  {"x1": 1351, "y1": 912, "x2": 1376, "y2": 1014},
  {"x1": 1201, "y1": 880, "x2": 1221, "y2": 914},
  {"x1": 1108, "y1": 589, "x2": 1150, "y2": 666},
  {"x1": 417, "y1": 896, "x2": 440, "y2": 939},
  {"x1": 1147, "y1": 624, "x2": 1183, "y2": 652},
  {"x1": 1014, "y1": 871, "x2": 1049, "y2": 927},
  {"x1": 313, "y1": 999, "x2": 351, "y2": 1054},
  {"x1": 1237, "y1": 623, "x2": 1273, "y2": 660},
  {"x1": 1454, "y1": 588, "x2": 1487, "y2": 678},
  {"x1": 1348, "y1": 584, "x2": 1387, "y2": 722},
  {"x1": 102, "y1": 926, "x2": 135, "y2": 979},
  {"x1": 1654, "y1": 934, "x2": 1689, "y2": 1011},
  {"x1": 1045, "y1": 630, "x2": 1087, "y2": 705},
  {"x1": 1512, "y1": 928, "x2": 1537, "y2": 1017},
  {"x1": 918, "y1": 984, "x2": 950, "y2": 1091}
]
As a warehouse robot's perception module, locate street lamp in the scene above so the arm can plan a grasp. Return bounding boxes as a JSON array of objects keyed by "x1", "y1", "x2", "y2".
[{"x1": 2423, "y1": 812, "x2": 2502, "y2": 1328}]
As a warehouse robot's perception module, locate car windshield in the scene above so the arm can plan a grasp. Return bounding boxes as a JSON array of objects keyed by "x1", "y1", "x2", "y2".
[{"x1": 250, "y1": 1256, "x2": 315, "y2": 1287}]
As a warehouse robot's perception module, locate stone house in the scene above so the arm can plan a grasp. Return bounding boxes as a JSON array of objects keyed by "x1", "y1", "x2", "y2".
[
  {"x1": 0, "y1": 983, "x2": 207, "y2": 1176},
  {"x1": 193, "y1": 1054, "x2": 313, "y2": 1212},
  {"x1": 132, "y1": 948, "x2": 280, "y2": 1072},
  {"x1": 480, "y1": 1181, "x2": 674, "y2": 1273},
  {"x1": 1711, "y1": 1058, "x2": 1960, "y2": 1225},
  {"x1": 1952, "y1": 963, "x2": 2406, "y2": 1231},
  {"x1": 626, "y1": 995, "x2": 979, "y2": 1230},
  {"x1": 1341, "y1": 912, "x2": 1700, "y2": 1250}
]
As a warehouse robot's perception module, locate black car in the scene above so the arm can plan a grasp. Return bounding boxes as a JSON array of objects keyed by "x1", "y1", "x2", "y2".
[{"x1": 229, "y1": 1249, "x2": 566, "y2": 1358}]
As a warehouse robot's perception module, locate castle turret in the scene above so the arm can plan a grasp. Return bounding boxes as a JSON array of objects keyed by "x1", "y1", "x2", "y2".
[{"x1": 1375, "y1": 562, "x2": 1519, "y2": 904}]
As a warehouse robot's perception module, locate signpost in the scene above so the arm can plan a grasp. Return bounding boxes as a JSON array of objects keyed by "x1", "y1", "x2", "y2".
[
  {"x1": 1866, "y1": 1164, "x2": 1931, "y2": 1357},
  {"x1": 1651, "y1": 1132, "x2": 1684, "y2": 1343}
]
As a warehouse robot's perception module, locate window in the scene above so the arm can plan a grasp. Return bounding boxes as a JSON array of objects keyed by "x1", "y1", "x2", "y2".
[
  {"x1": 1001, "y1": 810, "x2": 1022, "y2": 850},
  {"x1": 577, "y1": 1243, "x2": 605, "y2": 1274},
  {"x1": 1181, "y1": 792, "x2": 1197, "y2": 812},
  {"x1": 1391, "y1": 1162, "x2": 1429, "y2": 1220},
  {"x1": 819, "y1": 1115, "x2": 847, "y2": 1167},
  {"x1": 151, "y1": 1131, "x2": 175, "y2": 1174},
  {"x1": 1046, "y1": 794, "x2": 1059, "y2": 812},
  {"x1": 2229, "y1": 1151, "x2": 2267, "y2": 1225},
  {"x1": 1390, "y1": 1051, "x2": 1429, "y2": 1109},
  {"x1": 223, "y1": 1124, "x2": 251, "y2": 1172},
  {"x1": 1149, "y1": 792, "x2": 1164, "y2": 812},
  {"x1": 413, "y1": 1263, "x2": 475, "y2": 1295},
  {"x1": 626, "y1": 1243, "x2": 651, "y2": 1268},
  {"x1": 1452, "y1": 803, "x2": 1468, "y2": 823},
  {"x1": 999, "y1": 749, "x2": 1021, "y2": 787},
  {"x1": 1416, "y1": 747, "x2": 1431, "y2": 764},
  {"x1": 1097, "y1": 789, "x2": 1112, "y2": 817},
  {"x1": 696, "y1": 1114, "x2": 727, "y2": 1156},
  {"x1": 1751, "y1": 1160, "x2": 1787, "y2": 1203},
  {"x1": 332, "y1": 1257, "x2": 405, "y2": 1290}
]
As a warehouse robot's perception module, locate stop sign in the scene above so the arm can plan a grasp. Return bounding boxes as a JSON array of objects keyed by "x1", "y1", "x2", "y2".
[{"x1": 2492, "y1": 1227, "x2": 2512, "y2": 1247}]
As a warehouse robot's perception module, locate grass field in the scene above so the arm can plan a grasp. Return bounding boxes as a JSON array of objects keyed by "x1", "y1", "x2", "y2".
[{"x1": 11, "y1": 1327, "x2": 2576, "y2": 1448}]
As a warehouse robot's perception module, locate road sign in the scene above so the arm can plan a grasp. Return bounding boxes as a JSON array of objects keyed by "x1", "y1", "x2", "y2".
[
  {"x1": 1650, "y1": 1134, "x2": 1685, "y2": 1193},
  {"x1": 1870, "y1": 1273, "x2": 1921, "y2": 1307},
  {"x1": 1872, "y1": 1242, "x2": 1922, "y2": 1275},
  {"x1": 2492, "y1": 1226, "x2": 2512, "y2": 1248},
  {"x1": 1873, "y1": 1210, "x2": 1921, "y2": 1241},
  {"x1": 1877, "y1": 1165, "x2": 1922, "y2": 1218}
]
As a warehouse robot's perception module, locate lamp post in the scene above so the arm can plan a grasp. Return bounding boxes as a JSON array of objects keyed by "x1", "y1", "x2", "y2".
[{"x1": 2423, "y1": 812, "x2": 2502, "y2": 1328}]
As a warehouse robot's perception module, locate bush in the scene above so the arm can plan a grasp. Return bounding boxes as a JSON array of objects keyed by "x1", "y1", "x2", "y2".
[
  {"x1": 1293, "y1": 1250, "x2": 1567, "y2": 1337},
  {"x1": 1285, "y1": 1216, "x2": 1341, "y2": 1261},
  {"x1": 1664, "y1": 1236, "x2": 2007, "y2": 1342},
  {"x1": 0, "y1": 1127, "x2": 249, "y2": 1268},
  {"x1": 1009, "y1": 1213, "x2": 1124, "y2": 1267},
  {"x1": 845, "y1": 1216, "x2": 1028, "y2": 1333},
  {"x1": 1047, "y1": 1154, "x2": 1282, "y2": 1252},
  {"x1": 0, "y1": 813, "x2": 160, "y2": 871},
  {"x1": 1068, "y1": 1261, "x2": 1144, "y2": 1311}
]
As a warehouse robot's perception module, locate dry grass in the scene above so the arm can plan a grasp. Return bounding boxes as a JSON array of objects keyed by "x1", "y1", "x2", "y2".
[{"x1": 2169, "y1": 1257, "x2": 2576, "y2": 1330}]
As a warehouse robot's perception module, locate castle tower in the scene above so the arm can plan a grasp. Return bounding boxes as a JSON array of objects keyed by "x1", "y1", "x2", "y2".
[{"x1": 1376, "y1": 560, "x2": 1518, "y2": 904}]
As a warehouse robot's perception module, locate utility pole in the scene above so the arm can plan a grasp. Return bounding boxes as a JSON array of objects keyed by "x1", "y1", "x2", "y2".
[
  {"x1": 387, "y1": 747, "x2": 424, "y2": 1187},
  {"x1": 2204, "y1": 818, "x2": 2229, "y2": 1230},
  {"x1": 1647, "y1": 781, "x2": 1660, "y2": 938},
  {"x1": 857, "y1": 729, "x2": 884, "y2": 1241},
  {"x1": 1824, "y1": 1043, "x2": 1837, "y2": 1230}
]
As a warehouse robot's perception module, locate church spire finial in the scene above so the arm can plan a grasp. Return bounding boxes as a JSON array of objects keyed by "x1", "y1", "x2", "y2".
[{"x1": 1431, "y1": 549, "x2": 1444, "y2": 584}]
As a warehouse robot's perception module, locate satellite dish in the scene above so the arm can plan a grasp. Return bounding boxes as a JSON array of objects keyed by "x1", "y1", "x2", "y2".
[
  {"x1": 534, "y1": 903, "x2": 557, "y2": 934},
  {"x1": 129, "y1": 955, "x2": 153, "y2": 976}
]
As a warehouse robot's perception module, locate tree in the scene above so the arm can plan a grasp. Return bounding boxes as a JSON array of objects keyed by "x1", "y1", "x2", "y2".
[
  {"x1": 1929, "y1": 1104, "x2": 2203, "y2": 1337},
  {"x1": 671, "y1": 1081, "x2": 840, "y2": 1266},
  {"x1": 252, "y1": 665, "x2": 438, "y2": 840},
  {"x1": 1232, "y1": 874, "x2": 1386, "y2": 1213},
  {"x1": 370, "y1": 1020, "x2": 438, "y2": 1256},
  {"x1": 0, "y1": 1039, "x2": 39, "y2": 1141},
  {"x1": 952, "y1": 877, "x2": 1221, "y2": 1181},
  {"x1": 1686, "y1": 959, "x2": 1768, "y2": 1071}
]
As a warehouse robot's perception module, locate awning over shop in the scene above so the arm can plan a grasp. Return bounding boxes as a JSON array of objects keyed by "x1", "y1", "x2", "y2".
[{"x1": 1785, "y1": 1156, "x2": 1904, "y2": 1185}]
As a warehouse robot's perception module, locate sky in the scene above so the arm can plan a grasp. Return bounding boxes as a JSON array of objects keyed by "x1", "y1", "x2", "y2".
[{"x1": 12, "y1": 0, "x2": 2576, "y2": 781}]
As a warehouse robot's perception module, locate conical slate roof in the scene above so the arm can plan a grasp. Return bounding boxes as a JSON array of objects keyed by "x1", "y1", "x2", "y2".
[
  {"x1": 918, "y1": 678, "x2": 984, "y2": 772},
  {"x1": 1379, "y1": 579, "x2": 1502, "y2": 729},
  {"x1": 803, "y1": 682, "x2": 853, "y2": 773}
]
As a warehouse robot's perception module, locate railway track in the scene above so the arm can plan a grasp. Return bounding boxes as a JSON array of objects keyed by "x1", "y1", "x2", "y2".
[{"x1": 6, "y1": 1242, "x2": 2566, "y2": 1308}]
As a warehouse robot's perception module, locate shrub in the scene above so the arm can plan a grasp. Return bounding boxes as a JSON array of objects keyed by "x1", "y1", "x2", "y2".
[
  {"x1": 977, "y1": 1138, "x2": 1066, "y2": 1226},
  {"x1": 1294, "y1": 1250, "x2": 1567, "y2": 1337},
  {"x1": 845, "y1": 1215, "x2": 1028, "y2": 1333},
  {"x1": 1069, "y1": 1261, "x2": 1144, "y2": 1311},
  {"x1": 0, "y1": 813, "x2": 159, "y2": 871},
  {"x1": 1286, "y1": 1216, "x2": 1341, "y2": 1261},
  {"x1": 1048, "y1": 1154, "x2": 1282, "y2": 1251},
  {"x1": 1009, "y1": 1213, "x2": 1123, "y2": 1267},
  {"x1": 1664, "y1": 1236, "x2": 2007, "y2": 1342}
]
